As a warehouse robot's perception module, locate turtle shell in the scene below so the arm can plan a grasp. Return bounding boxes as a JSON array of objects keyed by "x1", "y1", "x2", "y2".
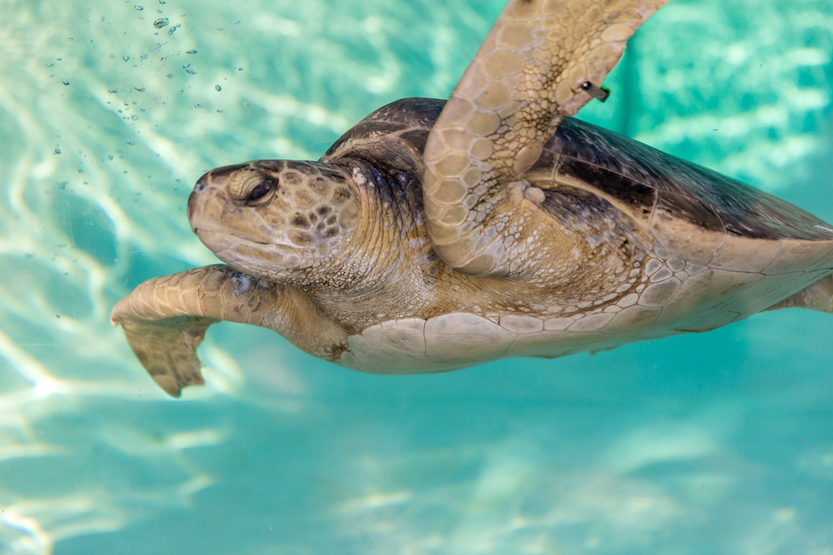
[
  {"x1": 536, "y1": 117, "x2": 833, "y2": 272},
  {"x1": 329, "y1": 97, "x2": 833, "y2": 275},
  {"x1": 321, "y1": 97, "x2": 442, "y2": 177}
]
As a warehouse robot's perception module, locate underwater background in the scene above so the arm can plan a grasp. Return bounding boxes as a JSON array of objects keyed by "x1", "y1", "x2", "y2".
[{"x1": 1, "y1": 0, "x2": 833, "y2": 553}]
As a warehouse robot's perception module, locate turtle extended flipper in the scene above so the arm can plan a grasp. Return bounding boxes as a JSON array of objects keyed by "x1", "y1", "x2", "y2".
[
  {"x1": 110, "y1": 265, "x2": 279, "y2": 397},
  {"x1": 110, "y1": 265, "x2": 282, "y2": 396},
  {"x1": 423, "y1": 0, "x2": 670, "y2": 277},
  {"x1": 112, "y1": 265, "x2": 350, "y2": 396}
]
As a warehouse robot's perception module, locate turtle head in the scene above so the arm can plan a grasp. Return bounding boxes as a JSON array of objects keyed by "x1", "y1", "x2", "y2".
[{"x1": 187, "y1": 160, "x2": 362, "y2": 284}]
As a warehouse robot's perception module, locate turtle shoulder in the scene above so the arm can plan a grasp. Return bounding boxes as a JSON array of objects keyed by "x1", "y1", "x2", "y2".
[{"x1": 320, "y1": 97, "x2": 444, "y2": 175}]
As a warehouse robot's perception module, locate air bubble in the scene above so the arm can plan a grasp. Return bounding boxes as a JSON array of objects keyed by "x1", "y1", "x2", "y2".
[
  {"x1": 215, "y1": 85, "x2": 221, "y2": 91},
  {"x1": 185, "y1": 68, "x2": 196, "y2": 74},
  {"x1": 126, "y1": 140, "x2": 135, "y2": 145},
  {"x1": 131, "y1": 115, "x2": 139, "y2": 120},
  {"x1": 186, "y1": 49, "x2": 197, "y2": 54},
  {"x1": 153, "y1": 17, "x2": 168, "y2": 28},
  {"x1": 135, "y1": 5, "x2": 143, "y2": 10},
  {"x1": 168, "y1": 26, "x2": 176, "y2": 35},
  {"x1": 123, "y1": 55, "x2": 130, "y2": 61}
]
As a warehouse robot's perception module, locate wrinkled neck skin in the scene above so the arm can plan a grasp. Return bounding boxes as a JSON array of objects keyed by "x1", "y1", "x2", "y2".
[
  {"x1": 296, "y1": 158, "x2": 617, "y2": 333},
  {"x1": 301, "y1": 158, "x2": 439, "y2": 329},
  {"x1": 305, "y1": 158, "x2": 654, "y2": 333},
  {"x1": 187, "y1": 156, "x2": 444, "y2": 333}
]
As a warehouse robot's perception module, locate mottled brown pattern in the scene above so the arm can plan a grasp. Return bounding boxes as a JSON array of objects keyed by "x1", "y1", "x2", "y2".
[{"x1": 112, "y1": 0, "x2": 833, "y2": 397}]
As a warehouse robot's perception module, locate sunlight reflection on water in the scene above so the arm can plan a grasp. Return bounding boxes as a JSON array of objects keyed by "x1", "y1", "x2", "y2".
[{"x1": 1, "y1": 0, "x2": 832, "y2": 553}]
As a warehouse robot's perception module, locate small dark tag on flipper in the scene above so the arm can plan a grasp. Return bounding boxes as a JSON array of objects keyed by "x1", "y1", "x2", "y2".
[{"x1": 582, "y1": 81, "x2": 610, "y2": 102}]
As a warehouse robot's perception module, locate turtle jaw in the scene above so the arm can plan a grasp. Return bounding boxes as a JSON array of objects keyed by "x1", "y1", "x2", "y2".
[
  {"x1": 192, "y1": 227, "x2": 270, "y2": 249},
  {"x1": 192, "y1": 226, "x2": 307, "y2": 280},
  {"x1": 188, "y1": 173, "x2": 308, "y2": 279}
]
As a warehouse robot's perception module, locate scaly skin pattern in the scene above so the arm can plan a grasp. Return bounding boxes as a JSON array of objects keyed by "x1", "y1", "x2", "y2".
[
  {"x1": 186, "y1": 153, "x2": 656, "y2": 339},
  {"x1": 423, "y1": 0, "x2": 670, "y2": 277},
  {"x1": 111, "y1": 111, "x2": 833, "y2": 394},
  {"x1": 111, "y1": 0, "x2": 833, "y2": 396}
]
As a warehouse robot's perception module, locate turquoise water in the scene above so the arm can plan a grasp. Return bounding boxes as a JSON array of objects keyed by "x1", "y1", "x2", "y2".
[{"x1": 1, "y1": 0, "x2": 833, "y2": 552}]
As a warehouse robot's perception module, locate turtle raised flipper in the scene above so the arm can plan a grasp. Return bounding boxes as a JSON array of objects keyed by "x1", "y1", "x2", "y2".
[
  {"x1": 111, "y1": 265, "x2": 348, "y2": 396},
  {"x1": 423, "y1": 0, "x2": 670, "y2": 277}
]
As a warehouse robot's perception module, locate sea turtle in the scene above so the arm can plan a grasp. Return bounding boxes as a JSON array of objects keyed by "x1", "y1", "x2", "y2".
[{"x1": 111, "y1": 0, "x2": 833, "y2": 397}]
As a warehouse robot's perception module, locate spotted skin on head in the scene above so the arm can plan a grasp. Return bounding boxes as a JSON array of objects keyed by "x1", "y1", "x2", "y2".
[{"x1": 188, "y1": 160, "x2": 362, "y2": 285}]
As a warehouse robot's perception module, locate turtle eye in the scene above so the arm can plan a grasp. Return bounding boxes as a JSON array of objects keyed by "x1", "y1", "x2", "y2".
[{"x1": 246, "y1": 179, "x2": 273, "y2": 202}]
